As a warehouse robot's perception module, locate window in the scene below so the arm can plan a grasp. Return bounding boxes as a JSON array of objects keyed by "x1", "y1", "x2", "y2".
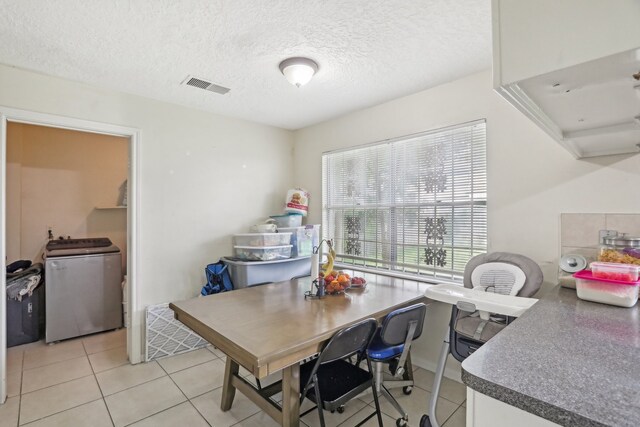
[{"x1": 322, "y1": 120, "x2": 487, "y2": 281}]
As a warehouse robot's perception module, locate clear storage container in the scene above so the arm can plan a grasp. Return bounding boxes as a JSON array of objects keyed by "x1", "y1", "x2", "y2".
[
  {"x1": 573, "y1": 270, "x2": 640, "y2": 307},
  {"x1": 233, "y1": 233, "x2": 292, "y2": 247},
  {"x1": 590, "y1": 262, "x2": 640, "y2": 282},
  {"x1": 270, "y1": 214, "x2": 303, "y2": 228},
  {"x1": 278, "y1": 225, "x2": 320, "y2": 257},
  {"x1": 598, "y1": 234, "x2": 640, "y2": 266},
  {"x1": 222, "y1": 256, "x2": 311, "y2": 288},
  {"x1": 233, "y1": 245, "x2": 292, "y2": 261}
]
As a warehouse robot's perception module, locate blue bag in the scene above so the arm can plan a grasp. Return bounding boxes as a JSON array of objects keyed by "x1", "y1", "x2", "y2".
[{"x1": 201, "y1": 261, "x2": 233, "y2": 296}]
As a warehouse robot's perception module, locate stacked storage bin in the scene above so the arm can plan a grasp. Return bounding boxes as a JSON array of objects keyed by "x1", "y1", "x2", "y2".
[
  {"x1": 233, "y1": 233, "x2": 293, "y2": 261},
  {"x1": 278, "y1": 224, "x2": 321, "y2": 258}
]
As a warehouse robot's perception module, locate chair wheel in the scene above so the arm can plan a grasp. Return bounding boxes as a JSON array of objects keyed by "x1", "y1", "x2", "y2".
[
  {"x1": 402, "y1": 385, "x2": 413, "y2": 395},
  {"x1": 420, "y1": 414, "x2": 432, "y2": 427},
  {"x1": 337, "y1": 405, "x2": 345, "y2": 414},
  {"x1": 396, "y1": 418, "x2": 408, "y2": 427}
]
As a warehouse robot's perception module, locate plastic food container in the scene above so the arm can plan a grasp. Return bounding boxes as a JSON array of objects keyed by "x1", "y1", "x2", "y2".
[
  {"x1": 590, "y1": 262, "x2": 640, "y2": 282},
  {"x1": 233, "y1": 245, "x2": 292, "y2": 261},
  {"x1": 573, "y1": 270, "x2": 640, "y2": 307},
  {"x1": 233, "y1": 233, "x2": 292, "y2": 247},
  {"x1": 270, "y1": 214, "x2": 303, "y2": 228},
  {"x1": 598, "y1": 234, "x2": 640, "y2": 266},
  {"x1": 278, "y1": 225, "x2": 320, "y2": 257}
]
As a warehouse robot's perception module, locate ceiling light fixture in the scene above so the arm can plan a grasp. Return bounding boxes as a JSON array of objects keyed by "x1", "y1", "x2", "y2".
[{"x1": 279, "y1": 57, "x2": 318, "y2": 87}]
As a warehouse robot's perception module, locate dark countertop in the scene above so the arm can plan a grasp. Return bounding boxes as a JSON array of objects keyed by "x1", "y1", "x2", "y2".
[{"x1": 461, "y1": 285, "x2": 640, "y2": 427}]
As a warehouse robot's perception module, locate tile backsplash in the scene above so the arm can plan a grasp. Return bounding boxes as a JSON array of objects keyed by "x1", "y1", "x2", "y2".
[{"x1": 560, "y1": 213, "x2": 640, "y2": 262}]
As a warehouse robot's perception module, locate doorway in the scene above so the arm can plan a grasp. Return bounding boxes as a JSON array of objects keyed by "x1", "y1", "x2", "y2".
[{"x1": 0, "y1": 107, "x2": 141, "y2": 403}]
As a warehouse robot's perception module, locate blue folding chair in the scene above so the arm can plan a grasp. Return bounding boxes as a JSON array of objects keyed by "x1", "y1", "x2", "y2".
[{"x1": 367, "y1": 303, "x2": 427, "y2": 427}]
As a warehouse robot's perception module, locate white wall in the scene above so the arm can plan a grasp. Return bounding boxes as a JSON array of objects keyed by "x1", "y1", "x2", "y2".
[
  {"x1": 0, "y1": 64, "x2": 294, "y2": 361},
  {"x1": 7, "y1": 123, "x2": 128, "y2": 269},
  {"x1": 292, "y1": 69, "x2": 640, "y2": 377}
]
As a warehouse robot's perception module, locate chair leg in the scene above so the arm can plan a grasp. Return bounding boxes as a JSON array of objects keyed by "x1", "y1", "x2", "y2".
[
  {"x1": 313, "y1": 378, "x2": 326, "y2": 427},
  {"x1": 374, "y1": 360, "x2": 408, "y2": 424},
  {"x1": 370, "y1": 381, "x2": 384, "y2": 427},
  {"x1": 381, "y1": 384, "x2": 408, "y2": 423},
  {"x1": 375, "y1": 361, "x2": 384, "y2": 393}
]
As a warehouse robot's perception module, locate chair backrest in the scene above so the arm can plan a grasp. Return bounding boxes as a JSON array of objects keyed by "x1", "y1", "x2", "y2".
[
  {"x1": 463, "y1": 252, "x2": 543, "y2": 298},
  {"x1": 379, "y1": 303, "x2": 427, "y2": 347},
  {"x1": 318, "y1": 318, "x2": 377, "y2": 365}
]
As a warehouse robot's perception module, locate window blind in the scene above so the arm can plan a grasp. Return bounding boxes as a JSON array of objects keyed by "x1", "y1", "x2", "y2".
[{"x1": 322, "y1": 120, "x2": 487, "y2": 281}]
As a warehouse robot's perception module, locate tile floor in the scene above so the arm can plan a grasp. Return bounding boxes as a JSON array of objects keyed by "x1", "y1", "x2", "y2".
[{"x1": 2, "y1": 330, "x2": 466, "y2": 427}]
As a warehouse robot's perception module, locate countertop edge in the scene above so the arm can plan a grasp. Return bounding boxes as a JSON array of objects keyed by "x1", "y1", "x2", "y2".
[{"x1": 461, "y1": 349, "x2": 608, "y2": 427}]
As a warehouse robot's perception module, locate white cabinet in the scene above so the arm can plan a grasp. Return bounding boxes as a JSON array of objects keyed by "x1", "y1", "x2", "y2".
[
  {"x1": 467, "y1": 389, "x2": 561, "y2": 427},
  {"x1": 492, "y1": 0, "x2": 640, "y2": 158}
]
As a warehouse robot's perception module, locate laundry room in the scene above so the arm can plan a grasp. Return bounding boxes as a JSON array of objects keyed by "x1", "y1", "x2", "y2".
[{"x1": 5, "y1": 122, "x2": 129, "y2": 367}]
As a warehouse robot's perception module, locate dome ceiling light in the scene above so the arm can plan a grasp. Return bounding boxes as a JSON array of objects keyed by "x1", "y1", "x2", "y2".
[{"x1": 279, "y1": 57, "x2": 319, "y2": 88}]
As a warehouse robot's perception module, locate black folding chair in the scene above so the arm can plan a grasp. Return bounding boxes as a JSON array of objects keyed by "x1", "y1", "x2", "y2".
[{"x1": 299, "y1": 318, "x2": 384, "y2": 427}]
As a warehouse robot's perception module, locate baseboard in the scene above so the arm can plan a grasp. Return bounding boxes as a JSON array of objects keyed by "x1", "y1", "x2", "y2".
[{"x1": 411, "y1": 354, "x2": 463, "y2": 384}]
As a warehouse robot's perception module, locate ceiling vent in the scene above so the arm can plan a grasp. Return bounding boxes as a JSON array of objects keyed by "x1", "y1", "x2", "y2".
[{"x1": 182, "y1": 75, "x2": 230, "y2": 95}]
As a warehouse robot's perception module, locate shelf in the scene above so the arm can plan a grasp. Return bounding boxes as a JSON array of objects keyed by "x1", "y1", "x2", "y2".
[{"x1": 95, "y1": 206, "x2": 127, "y2": 210}]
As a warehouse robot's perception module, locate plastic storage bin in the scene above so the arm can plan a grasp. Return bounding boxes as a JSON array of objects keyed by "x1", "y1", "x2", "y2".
[
  {"x1": 590, "y1": 262, "x2": 640, "y2": 282},
  {"x1": 233, "y1": 233, "x2": 292, "y2": 247},
  {"x1": 222, "y1": 256, "x2": 312, "y2": 288},
  {"x1": 233, "y1": 245, "x2": 292, "y2": 261},
  {"x1": 278, "y1": 225, "x2": 320, "y2": 257},
  {"x1": 7, "y1": 283, "x2": 45, "y2": 347},
  {"x1": 270, "y1": 214, "x2": 303, "y2": 228},
  {"x1": 573, "y1": 270, "x2": 640, "y2": 307}
]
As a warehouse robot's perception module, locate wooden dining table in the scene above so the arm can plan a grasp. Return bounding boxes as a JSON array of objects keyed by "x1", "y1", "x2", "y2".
[{"x1": 169, "y1": 274, "x2": 428, "y2": 427}]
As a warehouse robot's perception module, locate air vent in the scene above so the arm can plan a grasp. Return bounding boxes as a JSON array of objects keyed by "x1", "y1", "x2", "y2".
[{"x1": 182, "y1": 75, "x2": 230, "y2": 95}]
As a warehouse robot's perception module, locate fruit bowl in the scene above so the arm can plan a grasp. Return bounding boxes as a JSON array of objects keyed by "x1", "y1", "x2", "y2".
[{"x1": 322, "y1": 272, "x2": 352, "y2": 295}]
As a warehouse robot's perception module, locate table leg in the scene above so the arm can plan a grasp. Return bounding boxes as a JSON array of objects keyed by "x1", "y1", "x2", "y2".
[
  {"x1": 281, "y1": 362, "x2": 301, "y2": 427},
  {"x1": 221, "y1": 357, "x2": 240, "y2": 411}
]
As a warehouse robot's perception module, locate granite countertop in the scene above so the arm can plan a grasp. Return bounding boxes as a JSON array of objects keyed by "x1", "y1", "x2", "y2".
[{"x1": 461, "y1": 285, "x2": 640, "y2": 427}]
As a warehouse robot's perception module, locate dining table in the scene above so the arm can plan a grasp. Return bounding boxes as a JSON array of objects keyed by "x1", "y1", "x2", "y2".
[{"x1": 169, "y1": 273, "x2": 429, "y2": 427}]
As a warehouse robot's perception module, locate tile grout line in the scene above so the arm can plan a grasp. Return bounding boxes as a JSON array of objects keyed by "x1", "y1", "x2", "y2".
[
  {"x1": 117, "y1": 360, "x2": 210, "y2": 427},
  {"x1": 156, "y1": 351, "x2": 221, "y2": 376},
  {"x1": 90, "y1": 343, "x2": 117, "y2": 427},
  {"x1": 96, "y1": 362, "x2": 167, "y2": 398},
  {"x1": 18, "y1": 397, "x2": 105, "y2": 426}
]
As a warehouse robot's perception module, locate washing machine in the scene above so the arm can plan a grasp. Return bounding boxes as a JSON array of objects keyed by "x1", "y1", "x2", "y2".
[{"x1": 45, "y1": 237, "x2": 123, "y2": 343}]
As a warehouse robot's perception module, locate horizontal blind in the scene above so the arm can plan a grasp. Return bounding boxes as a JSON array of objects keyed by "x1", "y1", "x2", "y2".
[{"x1": 322, "y1": 120, "x2": 487, "y2": 281}]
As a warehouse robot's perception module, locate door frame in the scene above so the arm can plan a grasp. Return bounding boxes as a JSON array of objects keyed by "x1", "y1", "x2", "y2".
[{"x1": 0, "y1": 106, "x2": 142, "y2": 403}]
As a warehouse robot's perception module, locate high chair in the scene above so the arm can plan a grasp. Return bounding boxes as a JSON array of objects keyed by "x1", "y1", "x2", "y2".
[{"x1": 419, "y1": 252, "x2": 543, "y2": 427}]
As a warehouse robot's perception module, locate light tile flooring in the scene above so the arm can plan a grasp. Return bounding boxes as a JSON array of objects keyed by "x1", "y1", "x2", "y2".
[{"x1": 2, "y1": 330, "x2": 466, "y2": 427}]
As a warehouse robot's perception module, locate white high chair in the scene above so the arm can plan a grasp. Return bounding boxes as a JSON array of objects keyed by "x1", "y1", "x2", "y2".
[{"x1": 419, "y1": 252, "x2": 543, "y2": 427}]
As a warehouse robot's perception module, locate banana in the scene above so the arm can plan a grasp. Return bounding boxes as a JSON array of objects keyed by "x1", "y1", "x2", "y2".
[
  {"x1": 322, "y1": 240, "x2": 336, "y2": 276},
  {"x1": 323, "y1": 252, "x2": 334, "y2": 277}
]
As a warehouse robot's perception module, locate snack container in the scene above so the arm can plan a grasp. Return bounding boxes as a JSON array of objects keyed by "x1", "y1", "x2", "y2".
[
  {"x1": 573, "y1": 270, "x2": 640, "y2": 307},
  {"x1": 598, "y1": 234, "x2": 640, "y2": 266},
  {"x1": 233, "y1": 245, "x2": 292, "y2": 261},
  {"x1": 233, "y1": 233, "x2": 292, "y2": 247},
  {"x1": 590, "y1": 262, "x2": 640, "y2": 282},
  {"x1": 270, "y1": 214, "x2": 303, "y2": 228}
]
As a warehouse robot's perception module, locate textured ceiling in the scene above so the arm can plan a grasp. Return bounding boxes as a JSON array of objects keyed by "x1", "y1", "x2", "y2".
[{"x1": 0, "y1": 0, "x2": 492, "y2": 129}]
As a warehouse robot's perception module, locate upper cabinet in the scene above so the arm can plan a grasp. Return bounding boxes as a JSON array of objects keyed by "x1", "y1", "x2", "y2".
[{"x1": 492, "y1": 0, "x2": 640, "y2": 158}]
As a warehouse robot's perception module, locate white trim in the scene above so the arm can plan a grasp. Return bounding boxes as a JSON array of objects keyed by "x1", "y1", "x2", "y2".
[
  {"x1": 0, "y1": 113, "x2": 7, "y2": 404},
  {"x1": 0, "y1": 107, "x2": 143, "y2": 403}
]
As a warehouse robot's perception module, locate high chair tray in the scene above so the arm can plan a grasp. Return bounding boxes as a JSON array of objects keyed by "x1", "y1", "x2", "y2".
[{"x1": 424, "y1": 284, "x2": 538, "y2": 317}]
